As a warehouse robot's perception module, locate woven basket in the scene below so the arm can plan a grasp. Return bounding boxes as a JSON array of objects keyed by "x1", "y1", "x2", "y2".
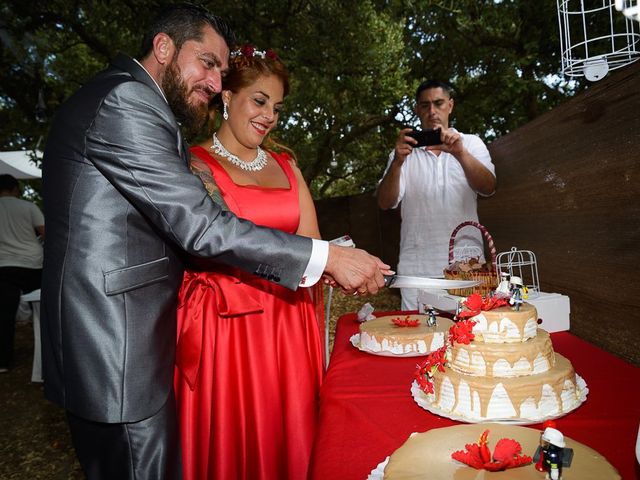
[{"x1": 443, "y1": 221, "x2": 498, "y2": 297}]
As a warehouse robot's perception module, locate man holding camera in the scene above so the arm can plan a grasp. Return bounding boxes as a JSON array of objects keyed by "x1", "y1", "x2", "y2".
[{"x1": 377, "y1": 80, "x2": 496, "y2": 310}]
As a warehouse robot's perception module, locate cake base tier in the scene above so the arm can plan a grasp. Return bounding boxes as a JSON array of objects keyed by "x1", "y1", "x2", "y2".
[{"x1": 413, "y1": 354, "x2": 588, "y2": 423}]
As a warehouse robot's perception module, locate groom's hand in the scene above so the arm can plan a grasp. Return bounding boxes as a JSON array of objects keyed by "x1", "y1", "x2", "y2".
[{"x1": 324, "y1": 244, "x2": 392, "y2": 295}]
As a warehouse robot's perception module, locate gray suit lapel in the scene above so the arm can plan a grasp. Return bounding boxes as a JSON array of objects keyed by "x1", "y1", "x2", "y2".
[
  {"x1": 111, "y1": 54, "x2": 165, "y2": 101},
  {"x1": 111, "y1": 53, "x2": 190, "y2": 165}
]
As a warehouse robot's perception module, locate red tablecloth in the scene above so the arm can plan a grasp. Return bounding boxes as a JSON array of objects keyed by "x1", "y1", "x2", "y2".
[{"x1": 309, "y1": 311, "x2": 640, "y2": 479}]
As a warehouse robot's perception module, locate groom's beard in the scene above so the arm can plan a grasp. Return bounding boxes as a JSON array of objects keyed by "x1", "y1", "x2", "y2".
[{"x1": 163, "y1": 60, "x2": 209, "y2": 138}]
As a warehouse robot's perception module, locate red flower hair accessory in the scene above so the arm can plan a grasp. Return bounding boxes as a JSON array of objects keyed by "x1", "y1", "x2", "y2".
[
  {"x1": 452, "y1": 429, "x2": 532, "y2": 471},
  {"x1": 239, "y1": 43, "x2": 255, "y2": 57},
  {"x1": 266, "y1": 48, "x2": 279, "y2": 60},
  {"x1": 232, "y1": 43, "x2": 279, "y2": 61}
]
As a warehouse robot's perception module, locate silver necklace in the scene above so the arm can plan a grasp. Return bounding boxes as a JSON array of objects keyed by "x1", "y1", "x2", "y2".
[{"x1": 211, "y1": 133, "x2": 268, "y2": 172}]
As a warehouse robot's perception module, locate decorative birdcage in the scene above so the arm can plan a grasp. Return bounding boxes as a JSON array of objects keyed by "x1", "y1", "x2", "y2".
[
  {"x1": 495, "y1": 247, "x2": 541, "y2": 299},
  {"x1": 557, "y1": 0, "x2": 640, "y2": 81}
]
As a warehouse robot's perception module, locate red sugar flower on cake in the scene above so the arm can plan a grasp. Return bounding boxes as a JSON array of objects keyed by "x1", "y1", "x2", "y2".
[
  {"x1": 451, "y1": 429, "x2": 532, "y2": 471},
  {"x1": 415, "y1": 372, "x2": 434, "y2": 394},
  {"x1": 427, "y1": 346, "x2": 447, "y2": 373},
  {"x1": 449, "y1": 319, "x2": 476, "y2": 345},
  {"x1": 457, "y1": 293, "x2": 509, "y2": 319},
  {"x1": 414, "y1": 346, "x2": 447, "y2": 394},
  {"x1": 392, "y1": 316, "x2": 420, "y2": 327},
  {"x1": 462, "y1": 293, "x2": 484, "y2": 312},
  {"x1": 483, "y1": 295, "x2": 509, "y2": 311}
]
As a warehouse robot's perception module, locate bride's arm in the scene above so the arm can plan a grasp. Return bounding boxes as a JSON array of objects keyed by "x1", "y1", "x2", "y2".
[
  {"x1": 189, "y1": 154, "x2": 229, "y2": 211},
  {"x1": 292, "y1": 162, "x2": 321, "y2": 239},
  {"x1": 290, "y1": 160, "x2": 324, "y2": 310}
]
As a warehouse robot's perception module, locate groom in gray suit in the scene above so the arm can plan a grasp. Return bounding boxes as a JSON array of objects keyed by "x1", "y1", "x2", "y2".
[{"x1": 41, "y1": 4, "x2": 388, "y2": 479}]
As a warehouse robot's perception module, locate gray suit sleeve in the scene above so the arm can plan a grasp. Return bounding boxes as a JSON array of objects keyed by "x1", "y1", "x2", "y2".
[{"x1": 86, "y1": 81, "x2": 311, "y2": 289}]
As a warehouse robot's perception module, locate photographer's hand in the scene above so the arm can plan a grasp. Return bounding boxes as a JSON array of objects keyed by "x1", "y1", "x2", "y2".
[
  {"x1": 393, "y1": 127, "x2": 418, "y2": 167},
  {"x1": 378, "y1": 127, "x2": 416, "y2": 210},
  {"x1": 427, "y1": 127, "x2": 463, "y2": 156},
  {"x1": 429, "y1": 128, "x2": 495, "y2": 195}
]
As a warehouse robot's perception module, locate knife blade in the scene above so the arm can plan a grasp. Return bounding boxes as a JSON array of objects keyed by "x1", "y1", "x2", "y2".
[{"x1": 383, "y1": 274, "x2": 480, "y2": 289}]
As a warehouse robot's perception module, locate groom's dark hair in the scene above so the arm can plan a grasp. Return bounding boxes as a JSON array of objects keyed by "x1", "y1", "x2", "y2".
[{"x1": 138, "y1": 3, "x2": 235, "y2": 59}]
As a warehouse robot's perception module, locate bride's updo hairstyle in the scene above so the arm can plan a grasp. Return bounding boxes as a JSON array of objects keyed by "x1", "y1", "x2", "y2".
[
  {"x1": 215, "y1": 44, "x2": 289, "y2": 110},
  {"x1": 211, "y1": 44, "x2": 295, "y2": 158}
]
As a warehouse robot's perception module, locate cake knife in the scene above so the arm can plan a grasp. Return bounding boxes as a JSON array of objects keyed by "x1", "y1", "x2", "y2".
[{"x1": 383, "y1": 275, "x2": 480, "y2": 289}]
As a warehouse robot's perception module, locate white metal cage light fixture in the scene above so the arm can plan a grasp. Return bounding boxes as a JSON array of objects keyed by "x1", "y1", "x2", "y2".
[
  {"x1": 557, "y1": 0, "x2": 640, "y2": 81},
  {"x1": 616, "y1": 0, "x2": 640, "y2": 21}
]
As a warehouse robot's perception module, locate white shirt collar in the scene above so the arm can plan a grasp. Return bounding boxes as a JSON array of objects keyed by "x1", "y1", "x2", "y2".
[{"x1": 133, "y1": 58, "x2": 168, "y2": 103}]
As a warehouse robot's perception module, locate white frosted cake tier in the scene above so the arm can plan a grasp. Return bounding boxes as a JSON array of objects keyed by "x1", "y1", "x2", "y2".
[
  {"x1": 449, "y1": 329, "x2": 555, "y2": 378},
  {"x1": 471, "y1": 303, "x2": 538, "y2": 343},
  {"x1": 359, "y1": 315, "x2": 454, "y2": 355},
  {"x1": 417, "y1": 353, "x2": 588, "y2": 422}
]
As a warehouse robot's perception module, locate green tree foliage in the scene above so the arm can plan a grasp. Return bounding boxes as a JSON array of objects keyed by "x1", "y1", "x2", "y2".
[
  {"x1": 0, "y1": 0, "x2": 589, "y2": 198},
  {"x1": 401, "y1": 0, "x2": 582, "y2": 139}
]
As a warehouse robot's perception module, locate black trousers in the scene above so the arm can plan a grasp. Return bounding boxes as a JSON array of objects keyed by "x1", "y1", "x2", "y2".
[
  {"x1": 0, "y1": 266, "x2": 41, "y2": 368},
  {"x1": 66, "y1": 393, "x2": 182, "y2": 480}
]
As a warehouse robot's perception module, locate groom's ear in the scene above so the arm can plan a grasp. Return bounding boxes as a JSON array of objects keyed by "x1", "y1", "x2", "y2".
[{"x1": 152, "y1": 33, "x2": 176, "y2": 65}]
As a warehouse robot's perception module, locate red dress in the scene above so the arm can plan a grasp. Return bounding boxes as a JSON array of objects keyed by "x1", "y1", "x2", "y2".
[{"x1": 174, "y1": 146, "x2": 324, "y2": 480}]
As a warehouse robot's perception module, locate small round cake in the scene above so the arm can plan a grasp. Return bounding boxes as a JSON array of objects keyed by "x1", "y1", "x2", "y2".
[
  {"x1": 357, "y1": 314, "x2": 454, "y2": 356},
  {"x1": 382, "y1": 423, "x2": 620, "y2": 479}
]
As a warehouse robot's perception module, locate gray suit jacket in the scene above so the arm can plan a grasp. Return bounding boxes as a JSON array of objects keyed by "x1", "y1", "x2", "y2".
[{"x1": 41, "y1": 54, "x2": 313, "y2": 423}]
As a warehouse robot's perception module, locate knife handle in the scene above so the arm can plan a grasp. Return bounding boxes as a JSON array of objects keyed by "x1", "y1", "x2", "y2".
[{"x1": 383, "y1": 274, "x2": 397, "y2": 288}]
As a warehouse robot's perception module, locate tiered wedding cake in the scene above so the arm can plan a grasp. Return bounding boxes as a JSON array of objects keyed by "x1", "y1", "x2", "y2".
[{"x1": 412, "y1": 295, "x2": 588, "y2": 422}]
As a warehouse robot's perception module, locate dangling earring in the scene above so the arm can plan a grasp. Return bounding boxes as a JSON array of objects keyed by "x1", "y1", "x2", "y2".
[{"x1": 223, "y1": 103, "x2": 229, "y2": 121}]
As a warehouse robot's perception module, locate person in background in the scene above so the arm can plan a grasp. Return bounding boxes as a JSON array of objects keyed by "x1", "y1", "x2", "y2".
[
  {"x1": 41, "y1": 4, "x2": 389, "y2": 479},
  {"x1": 0, "y1": 174, "x2": 44, "y2": 373},
  {"x1": 174, "y1": 43, "x2": 325, "y2": 480},
  {"x1": 377, "y1": 79, "x2": 496, "y2": 310}
]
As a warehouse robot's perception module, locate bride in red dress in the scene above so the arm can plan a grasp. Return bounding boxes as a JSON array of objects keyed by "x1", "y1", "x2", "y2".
[{"x1": 174, "y1": 44, "x2": 324, "y2": 480}]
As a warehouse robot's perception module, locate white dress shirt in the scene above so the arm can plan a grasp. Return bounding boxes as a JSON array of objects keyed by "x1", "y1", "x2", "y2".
[{"x1": 382, "y1": 129, "x2": 495, "y2": 308}]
